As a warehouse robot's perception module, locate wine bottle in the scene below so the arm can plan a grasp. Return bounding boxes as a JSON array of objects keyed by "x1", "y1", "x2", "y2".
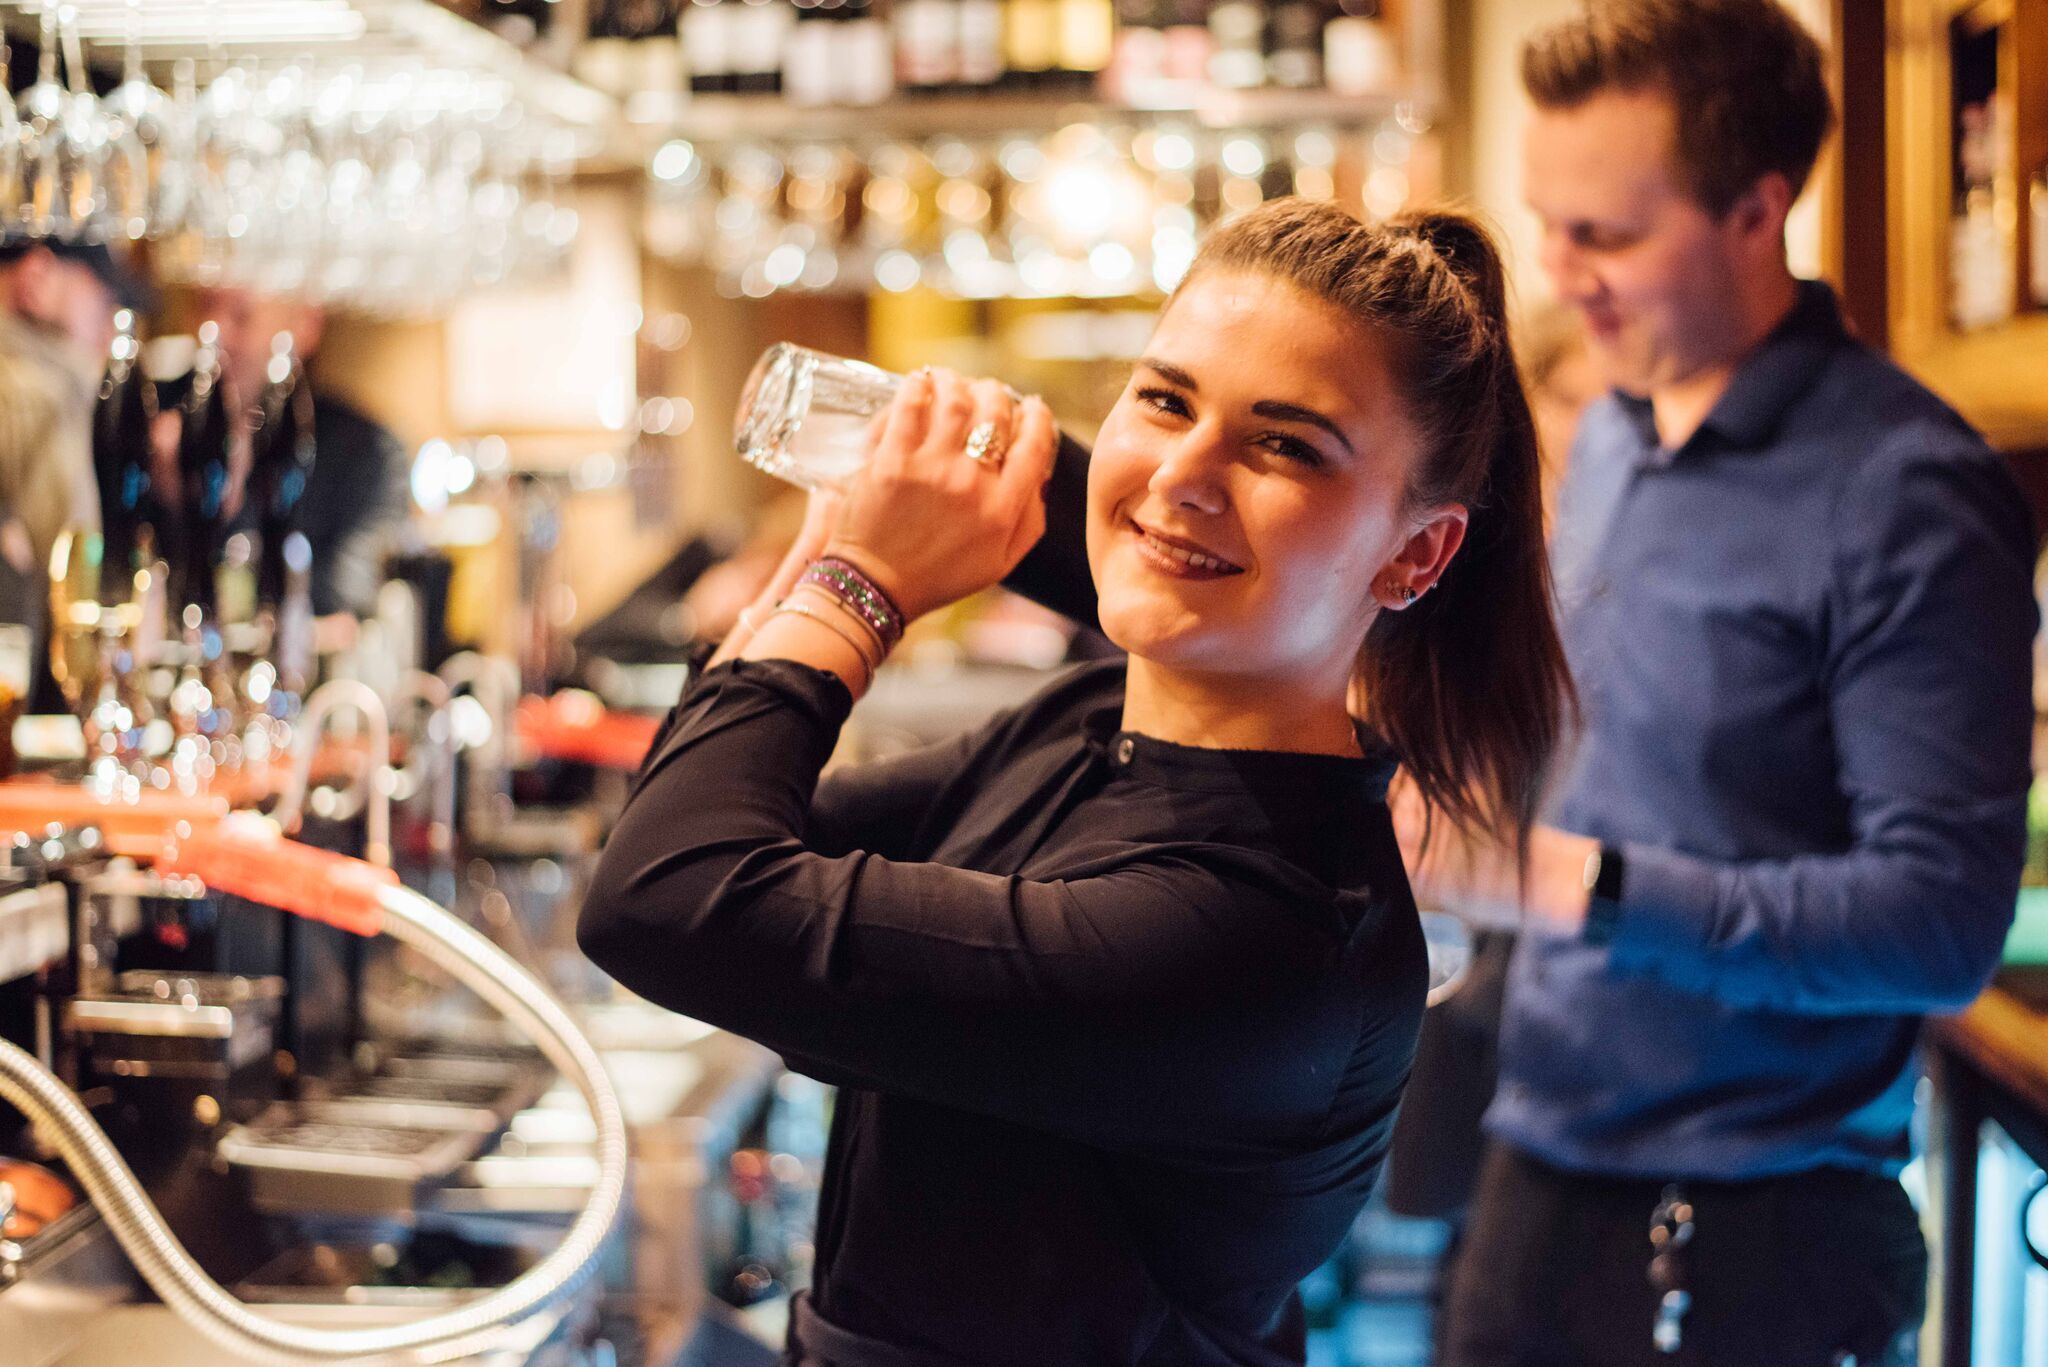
[
  {"x1": 840, "y1": 0, "x2": 898, "y2": 104},
  {"x1": 1323, "y1": 0, "x2": 1397, "y2": 97},
  {"x1": 1206, "y1": 0, "x2": 1265, "y2": 89},
  {"x1": 895, "y1": 0, "x2": 961, "y2": 92},
  {"x1": 1264, "y1": 0, "x2": 1323, "y2": 88},
  {"x1": 784, "y1": 0, "x2": 838, "y2": 106},
  {"x1": 1160, "y1": 0, "x2": 1214, "y2": 85},
  {"x1": 957, "y1": 0, "x2": 1006, "y2": 90},
  {"x1": 731, "y1": 0, "x2": 792, "y2": 93},
  {"x1": 1053, "y1": 0, "x2": 1114, "y2": 91},
  {"x1": 1107, "y1": 0, "x2": 1167, "y2": 102},
  {"x1": 1003, "y1": 0, "x2": 1061, "y2": 88},
  {"x1": 683, "y1": 0, "x2": 736, "y2": 94}
]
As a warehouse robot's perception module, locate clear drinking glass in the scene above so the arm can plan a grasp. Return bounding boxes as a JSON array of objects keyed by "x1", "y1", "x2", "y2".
[{"x1": 735, "y1": 342, "x2": 905, "y2": 490}]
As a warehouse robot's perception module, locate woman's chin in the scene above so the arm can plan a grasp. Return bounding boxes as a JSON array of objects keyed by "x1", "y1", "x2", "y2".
[{"x1": 1098, "y1": 607, "x2": 1230, "y2": 673}]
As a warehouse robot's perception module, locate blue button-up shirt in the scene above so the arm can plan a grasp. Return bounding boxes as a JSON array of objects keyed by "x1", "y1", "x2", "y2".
[{"x1": 1487, "y1": 282, "x2": 2038, "y2": 1180}]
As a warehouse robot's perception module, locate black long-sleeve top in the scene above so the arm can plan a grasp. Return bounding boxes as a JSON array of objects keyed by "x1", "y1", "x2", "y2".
[{"x1": 578, "y1": 656, "x2": 1426, "y2": 1366}]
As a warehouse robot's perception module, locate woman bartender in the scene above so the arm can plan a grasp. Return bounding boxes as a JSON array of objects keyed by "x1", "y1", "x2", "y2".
[{"x1": 578, "y1": 198, "x2": 1572, "y2": 1366}]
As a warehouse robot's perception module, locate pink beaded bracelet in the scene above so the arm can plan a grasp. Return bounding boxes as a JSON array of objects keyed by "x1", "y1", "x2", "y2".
[{"x1": 800, "y1": 557, "x2": 905, "y2": 651}]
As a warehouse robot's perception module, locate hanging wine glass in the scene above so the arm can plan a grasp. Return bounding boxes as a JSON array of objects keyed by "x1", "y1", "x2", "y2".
[
  {"x1": 102, "y1": 0, "x2": 170, "y2": 242},
  {"x1": 0, "y1": 39, "x2": 20, "y2": 229},
  {"x1": 16, "y1": 0, "x2": 95, "y2": 237}
]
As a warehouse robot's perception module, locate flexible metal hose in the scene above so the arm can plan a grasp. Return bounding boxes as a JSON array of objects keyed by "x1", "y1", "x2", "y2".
[{"x1": 0, "y1": 881, "x2": 628, "y2": 1363}]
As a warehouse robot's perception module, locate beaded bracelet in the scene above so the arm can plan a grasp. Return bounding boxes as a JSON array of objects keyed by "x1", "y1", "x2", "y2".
[
  {"x1": 801, "y1": 557, "x2": 905, "y2": 651},
  {"x1": 772, "y1": 602, "x2": 877, "y2": 690}
]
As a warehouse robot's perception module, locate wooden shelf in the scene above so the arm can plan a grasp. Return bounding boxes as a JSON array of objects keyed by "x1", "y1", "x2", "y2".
[{"x1": 625, "y1": 84, "x2": 1432, "y2": 145}]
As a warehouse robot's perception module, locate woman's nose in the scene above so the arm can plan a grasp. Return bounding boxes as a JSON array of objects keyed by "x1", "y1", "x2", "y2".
[{"x1": 1147, "y1": 434, "x2": 1229, "y2": 517}]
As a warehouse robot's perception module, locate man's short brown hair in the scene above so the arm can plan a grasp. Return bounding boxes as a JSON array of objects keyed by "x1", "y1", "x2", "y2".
[{"x1": 1521, "y1": 0, "x2": 1835, "y2": 216}]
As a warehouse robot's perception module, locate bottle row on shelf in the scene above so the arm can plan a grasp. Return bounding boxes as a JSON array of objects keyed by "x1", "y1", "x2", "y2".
[
  {"x1": 577, "y1": 0, "x2": 1407, "y2": 112},
  {"x1": 642, "y1": 114, "x2": 1427, "y2": 299}
]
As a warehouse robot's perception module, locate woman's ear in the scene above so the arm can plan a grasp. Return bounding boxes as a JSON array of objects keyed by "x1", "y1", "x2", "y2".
[{"x1": 1371, "y1": 505, "x2": 1469, "y2": 610}]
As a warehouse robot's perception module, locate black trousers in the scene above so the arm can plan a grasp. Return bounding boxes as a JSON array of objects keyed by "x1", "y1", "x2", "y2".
[{"x1": 1437, "y1": 1142, "x2": 1926, "y2": 1367}]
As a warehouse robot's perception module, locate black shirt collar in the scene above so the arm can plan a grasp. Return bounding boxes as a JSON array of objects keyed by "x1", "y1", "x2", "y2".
[
  {"x1": 1079, "y1": 695, "x2": 1399, "y2": 803},
  {"x1": 1613, "y1": 279, "x2": 1848, "y2": 462}
]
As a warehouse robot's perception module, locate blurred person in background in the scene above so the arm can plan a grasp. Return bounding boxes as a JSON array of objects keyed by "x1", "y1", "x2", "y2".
[
  {"x1": 1407, "y1": 3, "x2": 2036, "y2": 1364},
  {"x1": 1520, "y1": 304, "x2": 1601, "y2": 530},
  {"x1": 201, "y1": 285, "x2": 409, "y2": 621},
  {"x1": 0, "y1": 234, "x2": 147, "y2": 610}
]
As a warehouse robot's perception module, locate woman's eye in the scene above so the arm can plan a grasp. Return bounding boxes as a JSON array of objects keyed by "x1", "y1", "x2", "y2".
[
  {"x1": 1135, "y1": 386, "x2": 1190, "y2": 419},
  {"x1": 1259, "y1": 434, "x2": 1325, "y2": 469}
]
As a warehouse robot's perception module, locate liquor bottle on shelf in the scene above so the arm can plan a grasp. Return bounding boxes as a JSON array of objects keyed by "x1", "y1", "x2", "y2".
[
  {"x1": 1950, "y1": 99, "x2": 2014, "y2": 330},
  {"x1": 1324, "y1": 0, "x2": 1398, "y2": 97},
  {"x1": 682, "y1": 0, "x2": 737, "y2": 93},
  {"x1": 2032, "y1": 169, "x2": 2048, "y2": 309},
  {"x1": 957, "y1": 0, "x2": 1006, "y2": 91},
  {"x1": 1053, "y1": 0, "x2": 1115, "y2": 92},
  {"x1": 783, "y1": 0, "x2": 838, "y2": 106},
  {"x1": 1264, "y1": 0, "x2": 1324, "y2": 89},
  {"x1": 841, "y1": 0, "x2": 898, "y2": 104},
  {"x1": 1004, "y1": 0, "x2": 1062, "y2": 88},
  {"x1": 896, "y1": 0, "x2": 962, "y2": 93},
  {"x1": 591, "y1": 0, "x2": 680, "y2": 38},
  {"x1": 1160, "y1": 0, "x2": 1214, "y2": 88},
  {"x1": 1206, "y1": 0, "x2": 1266, "y2": 90},
  {"x1": 1106, "y1": 0, "x2": 1168, "y2": 103},
  {"x1": 730, "y1": 0, "x2": 792, "y2": 94}
]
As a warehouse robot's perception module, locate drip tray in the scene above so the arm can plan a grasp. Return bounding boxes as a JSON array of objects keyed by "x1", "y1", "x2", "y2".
[{"x1": 219, "y1": 1112, "x2": 488, "y2": 1217}]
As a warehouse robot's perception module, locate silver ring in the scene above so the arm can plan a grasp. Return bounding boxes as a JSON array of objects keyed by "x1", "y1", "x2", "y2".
[{"x1": 963, "y1": 420, "x2": 1006, "y2": 467}]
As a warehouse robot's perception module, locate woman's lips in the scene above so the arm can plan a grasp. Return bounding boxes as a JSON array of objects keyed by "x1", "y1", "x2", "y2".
[{"x1": 1128, "y1": 519, "x2": 1245, "y2": 579}]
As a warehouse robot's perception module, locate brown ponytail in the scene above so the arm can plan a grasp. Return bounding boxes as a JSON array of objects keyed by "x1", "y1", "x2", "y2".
[{"x1": 1181, "y1": 199, "x2": 1574, "y2": 846}]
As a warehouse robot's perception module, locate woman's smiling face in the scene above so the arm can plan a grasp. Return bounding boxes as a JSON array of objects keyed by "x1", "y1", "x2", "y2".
[{"x1": 1087, "y1": 270, "x2": 1438, "y2": 692}]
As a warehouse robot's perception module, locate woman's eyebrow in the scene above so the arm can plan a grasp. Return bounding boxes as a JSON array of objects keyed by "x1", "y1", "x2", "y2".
[
  {"x1": 1136, "y1": 356, "x2": 1353, "y2": 455},
  {"x1": 1251, "y1": 400, "x2": 1353, "y2": 455},
  {"x1": 1136, "y1": 357, "x2": 1198, "y2": 390}
]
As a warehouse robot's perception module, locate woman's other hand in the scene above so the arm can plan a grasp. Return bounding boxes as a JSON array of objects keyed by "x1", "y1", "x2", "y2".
[
  {"x1": 708, "y1": 488, "x2": 843, "y2": 668},
  {"x1": 824, "y1": 369, "x2": 1058, "y2": 623},
  {"x1": 1391, "y1": 772, "x2": 1596, "y2": 935}
]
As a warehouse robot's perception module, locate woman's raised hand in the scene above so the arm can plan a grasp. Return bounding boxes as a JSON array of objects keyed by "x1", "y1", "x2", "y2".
[{"x1": 823, "y1": 368, "x2": 1058, "y2": 624}]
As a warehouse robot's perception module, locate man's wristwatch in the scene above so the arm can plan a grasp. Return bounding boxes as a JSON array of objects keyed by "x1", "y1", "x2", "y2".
[{"x1": 1580, "y1": 843, "x2": 1627, "y2": 943}]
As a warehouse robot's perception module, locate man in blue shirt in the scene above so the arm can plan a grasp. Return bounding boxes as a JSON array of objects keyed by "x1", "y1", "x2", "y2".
[{"x1": 1410, "y1": 2, "x2": 2037, "y2": 1363}]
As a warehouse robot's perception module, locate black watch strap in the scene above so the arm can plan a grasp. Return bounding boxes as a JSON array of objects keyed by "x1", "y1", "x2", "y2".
[{"x1": 1582, "y1": 843, "x2": 1627, "y2": 944}]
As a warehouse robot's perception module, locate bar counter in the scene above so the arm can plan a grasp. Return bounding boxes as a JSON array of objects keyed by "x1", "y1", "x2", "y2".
[{"x1": 1925, "y1": 889, "x2": 2048, "y2": 1363}]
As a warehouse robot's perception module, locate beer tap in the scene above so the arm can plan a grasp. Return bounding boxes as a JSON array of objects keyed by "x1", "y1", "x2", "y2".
[
  {"x1": 82, "y1": 615, "x2": 144, "y2": 802},
  {"x1": 91, "y1": 314, "x2": 156, "y2": 593},
  {"x1": 165, "y1": 604, "x2": 218, "y2": 795},
  {"x1": 172, "y1": 323, "x2": 232, "y2": 618},
  {"x1": 247, "y1": 331, "x2": 316, "y2": 615}
]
